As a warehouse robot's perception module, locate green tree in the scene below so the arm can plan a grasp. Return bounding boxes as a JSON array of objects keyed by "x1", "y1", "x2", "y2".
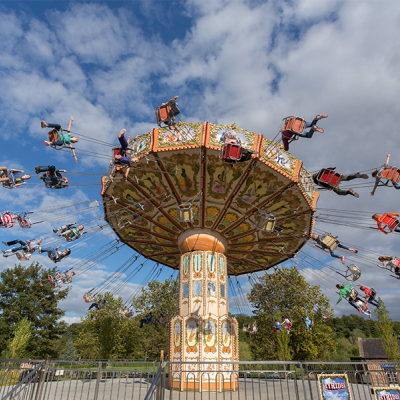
[
  {"x1": 373, "y1": 298, "x2": 400, "y2": 360},
  {"x1": 7, "y1": 317, "x2": 32, "y2": 359},
  {"x1": 247, "y1": 267, "x2": 336, "y2": 360},
  {"x1": 74, "y1": 292, "x2": 132, "y2": 359},
  {"x1": 62, "y1": 337, "x2": 77, "y2": 361},
  {"x1": 130, "y1": 279, "x2": 179, "y2": 360},
  {"x1": 0, "y1": 262, "x2": 68, "y2": 358}
]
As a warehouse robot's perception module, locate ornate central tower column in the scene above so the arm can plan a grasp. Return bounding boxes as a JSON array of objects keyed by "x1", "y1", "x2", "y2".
[{"x1": 169, "y1": 229, "x2": 239, "y2": 391}]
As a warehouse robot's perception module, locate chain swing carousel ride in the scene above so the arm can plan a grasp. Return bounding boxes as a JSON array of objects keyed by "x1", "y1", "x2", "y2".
[{"x1": 101, "y1": 110, "x2": 318, "y2": 391}]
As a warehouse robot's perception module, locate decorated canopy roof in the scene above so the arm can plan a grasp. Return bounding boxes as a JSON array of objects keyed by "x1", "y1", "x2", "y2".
[{"x1": 101, "y1": 122, "x2": 318, "y2": 275}]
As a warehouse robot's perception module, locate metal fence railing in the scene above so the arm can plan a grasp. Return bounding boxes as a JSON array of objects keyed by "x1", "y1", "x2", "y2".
[
  {"x1": 2, "y1": 359, "x2": 400, "y2": 400},
  {"x1": 0, "y1": 359, "x2": 156, "y2": 400}
]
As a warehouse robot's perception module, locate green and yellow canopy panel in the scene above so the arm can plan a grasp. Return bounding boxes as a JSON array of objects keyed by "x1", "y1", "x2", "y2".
[{"x1": 101, "y1": 122, "x2": 319, "y2": 275}]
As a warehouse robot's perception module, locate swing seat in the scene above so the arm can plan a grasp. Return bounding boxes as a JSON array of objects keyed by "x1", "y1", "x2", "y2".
[
  {"x1": 347, "y1": 264, "x2": 361, "y2": 281},
  {"x1": 48, "y1": 130, "x2": 66, "y2": 149},
  {"x1": 368, "y1": 288, "x2": 377, "y2": 299},
  {"x1": 83, "y1": 294, "x2": 95, "y2": 303},
  {"x1": 381, "y1": 166, "x2": 400, "y2": 184},
  {"x1": 242, "y1": 324, "x2": 250, "y2": 332},
  {"x1": 112, "y1": 147, "x2": 127, "y2": 161},
  {"x1": 2, "y1": 172, "x2": 17, "y2": 189},
  {"x1": 280, "y1": 116, "x2": 306, "y2": 141},
  {"x1": 177, "y1": 204, "x2": 195, "y2": 223},
  {"x1": 348, "y1": 288, "x2": 358, "y2": 302},
  {"x1": 321, "y1": 234, "x2": 339, "y2": 252},
  {"x1": 119, "y1": 309, "x2": 128, "y2": 316},
  {"x1": 155, "y1": 105, "x2": 175, "y2": 127},
  {"x1": 378, "y1": 214, "x2": 399, "y2": 233},
  {"x1": 220, "y1": 143, "x2": 242, "y2": 162},
  {"x1": 15, "y1": 251, "x2": 28, "y2": 261},
  {"x1": 65, "y1": 233, "x2": 81, "y2": 242},
  {"x1": 393, "y1": 258, "x2": 400, "y2": 268},
  {"x1": 17, "y1": 214, "x2": 32, "y2": 229},
  {"x1": 315, "y1": 169, "x2": 341, "y2": 188},
  {"x1": 254, "y1": 212, "x2": 276, "y2": 232}
]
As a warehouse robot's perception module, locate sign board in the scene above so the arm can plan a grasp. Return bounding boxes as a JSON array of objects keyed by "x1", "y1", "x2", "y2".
[
  {"x1": 317, "y1": 373, "x2": 353, "y2": 400},
  {"x1": 374, "y1": 387, "x2": 400, "y2": 400}
]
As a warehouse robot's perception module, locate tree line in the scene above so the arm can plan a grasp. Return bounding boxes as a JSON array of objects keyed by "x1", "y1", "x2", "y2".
[{"x1": 1, "y1": 262, "x2": 398, "y2": 361}]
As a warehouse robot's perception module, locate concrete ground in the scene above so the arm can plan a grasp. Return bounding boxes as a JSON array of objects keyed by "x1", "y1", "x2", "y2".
[{"x1": 5, "y1": 377, "x2": 378, "y2": 400}]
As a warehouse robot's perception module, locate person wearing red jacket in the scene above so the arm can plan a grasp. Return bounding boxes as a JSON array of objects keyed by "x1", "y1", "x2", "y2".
[{"x1": 372, "y1": 213, "x2": 400, "y2": 234}]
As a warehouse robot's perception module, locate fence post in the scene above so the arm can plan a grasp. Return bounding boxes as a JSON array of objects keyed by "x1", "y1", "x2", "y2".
[
  {"x1": 34, "y1": 359, "x2": 49, "y2": 400},
  {"x1": 299, "y1": 362, "x2": 308, "y2": 400},
  {"x1": 93, "y1": 362, "x2": 102, "y2": 400},
  {"x1": 156, "y1": 351, "x2": 164, "y2": 400}
]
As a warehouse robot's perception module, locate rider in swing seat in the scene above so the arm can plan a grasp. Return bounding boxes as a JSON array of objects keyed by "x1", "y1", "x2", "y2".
[
  {"x1": 350, "y1": 299, "x2": 372, "y2": 318},
  {"x1": 1, "y1": 238, "x2": 42, "y2": 259},
  {"x1": 53, "y1": 223, "x2": 84, "y2": 241},
  {"x1": 371, "y1": 154, "x2": 400, "y2": 196},
  {"x1": 281, "y1": 113, "x2": 328, "y2": 152},
  {"x1": 303, "y1": 316, "x2": 313, "y2": 332},
  {"x1": 35, "y1": 165, "x2": 69, "y2": 189},
  {"x1": 355, "y1": 284, "x2": 379, "y2": 307},
  {"x1": 139, "y1": 312, "x2": 153, "y2": 328},
  {"x1": 0, "y1": 212, "x2": 19, "y2": 228},
  {"x1": 113, "y1": 129, "x2": 139, "y2": 182},
  {"x1": 312, "y1": 168, "x2": 368, "y2": 198},
  {"x1": 41, "y1": 121, "x2": 79, "y2": 147},
  {"x1": 377, "y1": 256, "x2": 400, "y2": 278},
  {"x1": 156, "y1": 96, "x2": 180, "y2": 128},
  {"x1": 273, "y1": 320, "x2": 282, "y2": 334},
  {"x1": 39, "y1": 246, "x2": 71, "y2": 263},
  {"x1": 87, "y1": 299, "x2": 106, "y2": 311},
  {"x1": 311, "y1": 233, "x2": 357, "y2": 264},
  {"x1": 0, "y1": 168, "x2": 31, "y2": 188},
  {"x1": 372, "y1": 213, "x2": 400, "y2": 234}
]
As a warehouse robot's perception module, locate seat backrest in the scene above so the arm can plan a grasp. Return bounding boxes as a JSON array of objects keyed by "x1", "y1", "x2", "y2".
[
  {"x1": 349, "y1": 288, "x2": 358, "y2": 301},
  {"x1": 321, "y1": 234, "x2": 339, "y2": 251},
  {"x1": 393, "y1": 258, "x2": 400, "y2": 267},
  {"x1": 369, "y1": 288, "x2": 376, "y2": 298},
  {"x1": 282, "y1": 117, "x2": 305, "y2": 134},
  {"x1": 48, "y1": 130, "x2": 59, "y2": 142}
]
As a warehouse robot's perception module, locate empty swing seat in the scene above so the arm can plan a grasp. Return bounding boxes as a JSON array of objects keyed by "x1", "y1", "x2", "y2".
[
  {"x1": 378, "y1": 214, "x2": 399, "y2": 233},
  {"x1": 155, "y1": 105, "x2": 175, "y2": 127},
  {"x1": 17, "y1": 214, "x2": 32, "y2": 229},
  {"x1": 83, "y1": 294, "x2": 95, "y2": 303},
  {"x1": 220, "y1": 143, "x2": 242, "y2": 162},
  {"x1": 320, "y1": 234, "x2": 339, "y2": 252},
  {"x1": 381, "y1": 167, "x2": 400, "y2": 184},
  {"x1": 347, "y1": 264, "x2": 361, "y2": 281},
  {"x1": 315, "y1": 169, "x2": 342, "y2": 188},
  {"x1": 280, "y1": 116, "x2": 306, "y2": 140},
  {"x1": 254, "y1": 212, "x2": 276, "y2": 232},
  {"x1": 177, "y1": 204, "x2": 195, "y2": 223}
]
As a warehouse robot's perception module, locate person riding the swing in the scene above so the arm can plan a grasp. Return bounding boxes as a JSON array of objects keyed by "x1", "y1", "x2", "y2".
[
  {"x1": 0, "y1": 211, "x2": 19, "y2": 228},
  {"x1": 311, "y1": 233, "x2": 357, "y2": 264},
  {"x1": 351, "y1": 299, "x2": 371, "y2": 318},
  {"x1": 273, "y1": 320, "x2": 282, "y2": 334},
  {"x1": 303, "y1": 316, "x2": 313, "y2": 332},
  {"x1": 156, "y1": 96, "x2": 180, "y2": 128},
  {"x1": 114, "y1": 129, "x2": 139, "y2": 182},
  {"x1": 53, "y1": 223, "x2": 84, "y2": 241},
  {"x1": 281, "y1": 113, "x2": 328, "y2": 151},
  {"x1": 282, "y1": 316, "x2": 292, "y2": 334},
  {"x1": 372, "y1": 213, "x2": 400, "y2": 234},
  {"x1": 371, "y1": 154, "x2": 400, "y2": 196},
  {"x1": 139, "y1": 312, "x2": 152, "y2": 328},
  {"x1": 39, "y1": 246, "x2": 71, "y2": 263},
  {"x1": 312, "y1": 168, "x2": 368, "y2": 198},
  {"x1": 43, "y1": 270, "x2": 75, "y2": 290},
  {"x1": 249, "y1": 322, "x2": 258, "y2": 337},
  {"x1": 0, "y1": 168, "x2": 31, "y2": 188},
  {"x1": 41, "y1": 121, "x2": 79, "y2": 147},
  {"x1": 336, "y1": 281, "x2": 355, "y2": 305},
  {"x1": 377, "y1": 256, "x2": 400, "y2": 278},
  {"x1": 154, "y1": 312, "x2": 165, "y2": 326},
  {"x1": 35, "y1": 165, "x2": 69, "y2": 189},
  {"x1": 355, "y1": 284, "x2": 379, "y2": 307},
  {"x1": 1, "y1": 238, "x2": 42, "y2": 259},
  {"x1": 87, "y1": 299, "x2": 106, "y2": 311}
]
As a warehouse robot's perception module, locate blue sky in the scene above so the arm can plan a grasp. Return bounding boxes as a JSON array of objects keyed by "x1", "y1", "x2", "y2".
[{"x1": 1, "y1": 0, "x2": 400, "y2": 324}]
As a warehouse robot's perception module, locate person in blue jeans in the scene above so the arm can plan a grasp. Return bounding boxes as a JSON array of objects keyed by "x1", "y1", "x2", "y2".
[
  {"x1": 281, "y1": 114, "x2": 328, "y2": 151},
  {"x1": 35, "y1": 165, "x2": 69, "y2": 189},
  {"x1": 114, "y1": 130, "x2": 139, "y2": 181},
  {"x1": 304, "y1": 316, "x2": 313, "y2": 332},
  {"x1": 311, "y1": 234, "x2": 357, "y2": 265},
  {"x1": 0, "y1": 167, "x2": 31, "y2": 188},
  {"x1": 139, "y1": 312, "x2": 153, "y2": 328},
  {"x1": 41, "y1": 121, "x2": 79, "y2": 147},
  {"x1": 1, "y1": 238, "x2": 42, "y2": 257},
  {"x1": 39, "y1": 246, "x2": 71, "y2": 263}
]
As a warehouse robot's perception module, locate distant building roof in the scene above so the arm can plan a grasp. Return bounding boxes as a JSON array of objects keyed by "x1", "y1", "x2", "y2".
[{"x1": 358, "y1": 338, "x2": 387, "y2": 359}]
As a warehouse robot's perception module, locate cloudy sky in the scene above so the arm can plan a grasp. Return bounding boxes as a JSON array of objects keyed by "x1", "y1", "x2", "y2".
[{"x1": 0, "y1": 0, "x2": 400, "y2": 324}]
